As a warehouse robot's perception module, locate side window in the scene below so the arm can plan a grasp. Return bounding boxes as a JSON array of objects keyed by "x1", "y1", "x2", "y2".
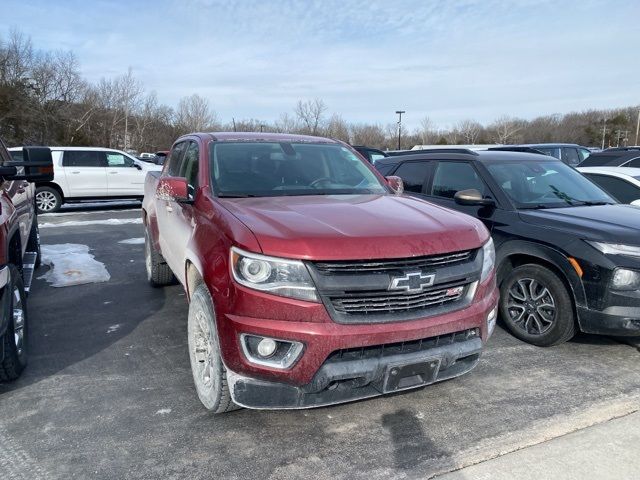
[
  {"x1": 62, "y1": 151, "x2": 105, "y2": 167},
  {"x1": 625, "y1": 157, "x2": 640, "y2": 168},
  {"x1": 562, "y1": 147, "x2": 580, "y2": 166},
  {"x1": 430, "y1": 162, "x2": 487, "y2": 199},
  {"x1": 584, "y1": 174, "x2": 640, "y2": 204},
  {"x1": 578, "y1": 148, "x2": 591, "y2": 162},
  {"x1": 537, "y1": 147, "x2": 560, "y2": 159},
  {"x1": 106, "y1": 152, "x2": 134, "y2": 167},
  {"x1": 370, "y1": 153, "x2": 386, "y2": 164},
  {"x1": 180, "y1": 141, "x2": 200, "y2": 199},
  {"x1": 394, "y1": 161, "x2": 430, "y2": 193},
  {"x1": 165, "y1": 142, "x2": 187, "y2": 176}
]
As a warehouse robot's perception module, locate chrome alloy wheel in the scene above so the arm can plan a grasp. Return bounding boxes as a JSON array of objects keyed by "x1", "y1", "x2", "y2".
[
  {"x1": 36, "y1": 190, "x2": 57, "y2": 212},
  {"x1": 12, "y1": 286, "x2": 25, "y2": 355},
  {"x1": 191, "y1": 310, "x2": 216, "y2": 391},
  {"x1": 507, "y1": 278, "x2": 556, "y2": 335}
]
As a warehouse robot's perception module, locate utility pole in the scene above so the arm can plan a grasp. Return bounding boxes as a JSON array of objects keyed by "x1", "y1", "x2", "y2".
[
  {"x1": 395, "y1": 110, "x2": 405, "y2": 150},
  {"x1": 635, "y1": 108, "x2": 640, "y2": 146},
  {"x1": 601, "y1": 118, "x2": 607, "y2": 150},
  {"x1": 232, "y1": 117, "x2": 237, "y2": 132}
]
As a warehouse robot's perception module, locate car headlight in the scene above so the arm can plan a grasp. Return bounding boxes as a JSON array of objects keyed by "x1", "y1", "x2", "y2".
[
  {"x1": 230, "y1": 247, "x2": 319, "y2": 302},
  {"x1": 480, "y1": 237, "x2": 495, "y2": 282},
  {"x1": 611, "y1": 268, "x2": 640, "y2": 291},
  {"x1": 587, "y1": 241, "x2": 640, "y2": 258}
]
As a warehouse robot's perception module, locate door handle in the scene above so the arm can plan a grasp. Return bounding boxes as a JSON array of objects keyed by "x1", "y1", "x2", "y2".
[
  {"x1": 109, "y1": 171, "x2": 118, "y2": 174},
  {"x1": 71, "y1": 171, "x2": 80, "y2": 174}
]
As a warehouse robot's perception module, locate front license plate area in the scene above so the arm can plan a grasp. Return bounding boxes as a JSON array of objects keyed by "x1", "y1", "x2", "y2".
[{"x1": 383, "y1": 358, "x2": 441, "y2": 393}]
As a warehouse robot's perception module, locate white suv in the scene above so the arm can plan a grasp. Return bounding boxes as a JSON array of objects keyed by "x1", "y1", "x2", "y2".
[{"x1": 9, "y1": 147, "x2": 162, "y2": 213}]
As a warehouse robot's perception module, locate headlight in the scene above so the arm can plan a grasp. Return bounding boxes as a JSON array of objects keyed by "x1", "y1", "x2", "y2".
[
  {"x1": 611, "y1": 268, "x2": 640, "y2": 291},
  {"x1": 587, "y1": 241, "x2": 640, "y2": 258},
  {"x1": 480, "y1": 237, "x2": 495, "y2": 282},
  {"x1": 230, "y1": 247, "x2": 319, "y2": 302}
]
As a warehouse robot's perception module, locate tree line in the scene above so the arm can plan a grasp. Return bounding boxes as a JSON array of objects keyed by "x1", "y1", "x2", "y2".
[{"x1": 1, "y1": 29, "x2": 638, "y2": 152}]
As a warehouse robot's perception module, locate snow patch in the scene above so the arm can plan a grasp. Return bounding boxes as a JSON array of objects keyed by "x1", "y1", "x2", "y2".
[
  {"x1": 106, "y1": 324, "x2": 121, "y2": 334},
  {"x1": 118, "y1": 237, "x2": 144, "y2": 245},
  {"x1": 38, "y1": 244, "x2": 111, "y2": 287},
  {"x1": 155, "y1": 408, "x2": 172, "y2": 415},
  {"x1": 40, "y1": 218, "x2": 142, "y2": 228}
]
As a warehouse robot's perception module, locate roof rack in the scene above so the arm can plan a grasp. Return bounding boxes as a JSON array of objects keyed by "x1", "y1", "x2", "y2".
[
  {"x1": 488, "y1": 146, "x2": 546, "y2": 154},
  {"x1": 403, "y1": 148, "x2": 478, "y2": 155}
]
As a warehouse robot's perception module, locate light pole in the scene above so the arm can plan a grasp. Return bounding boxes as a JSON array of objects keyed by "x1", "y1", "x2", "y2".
[
  {"x1": 601, "y1": 118, "x2": 607, "y2": 150},
  {"x1": 635, "y1": 108, "x2": 640, "y2": 146},
  {"x1": 395, "y1": 110, "x2": 405, "y2": 150}
]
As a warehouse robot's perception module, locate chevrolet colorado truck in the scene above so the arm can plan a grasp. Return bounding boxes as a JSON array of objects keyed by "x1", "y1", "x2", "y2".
[
  {"x1": 0, "y1": 138, "x2": 54, "y2": 381},
  {"x1": 142, "y1": 132, "x2": 498, "y2": 412}
]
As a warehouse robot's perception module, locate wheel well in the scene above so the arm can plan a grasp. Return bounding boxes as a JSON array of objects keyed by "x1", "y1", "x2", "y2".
[
  {"x1": 36, "y1": 182, "x2": 64, "y2": 199},
  {"x1": 498, "y1": 253, "x2": 577, "y2": 312},
  {"x1": 185, "y1": 261, "x2": 204, "y2": 301}
]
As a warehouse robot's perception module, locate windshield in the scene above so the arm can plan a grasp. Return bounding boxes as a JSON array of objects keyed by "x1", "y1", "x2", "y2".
[
  {"x1": 210, "y1": 142, "x2": 386, "y2": 197},
  {"x1": 486, "y1": 160, "x2": 615, "y2": 208}
]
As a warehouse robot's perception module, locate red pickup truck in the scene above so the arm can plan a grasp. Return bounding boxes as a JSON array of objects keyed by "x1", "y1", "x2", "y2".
[
  {"x1": 142, "y1": 132, "x2": 498, "y2": 412},
  {"x1": 0, "y1": 138, "x2": 54, "y2": 381}
]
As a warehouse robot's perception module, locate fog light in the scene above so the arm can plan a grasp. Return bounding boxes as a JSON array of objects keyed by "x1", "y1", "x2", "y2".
[
  {"x1": 611, "y1": 268, "x2": 640, "y2": 291},
  {"x1": 257, "y1": 338, "x2": 277, "y2": 358},
  {"x1": 240, "y1": 334, "x2": 304, "y2": 369},
  {"x1": 487, "y1": 306, "x2": 498, "y2": 338}
]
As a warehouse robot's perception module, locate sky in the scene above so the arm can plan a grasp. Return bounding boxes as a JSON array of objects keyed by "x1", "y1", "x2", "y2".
[{"x1": 1, "y1": 0, "x2": 639, "y2": 130}]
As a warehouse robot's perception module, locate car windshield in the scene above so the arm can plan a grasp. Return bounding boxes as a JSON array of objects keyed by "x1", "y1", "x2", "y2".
[
  {"x1": 486, "y1": 160, "x2": 615, "y2": 208},
  {"x1": 210, "y1": 142, "x2": 386, "y2": 197}
]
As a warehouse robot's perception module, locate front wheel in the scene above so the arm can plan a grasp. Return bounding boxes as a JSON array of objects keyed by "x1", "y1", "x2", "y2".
[
  {"x1": 499, "y1": 264, "x2": 576, "y2": 346},
  {"x1": 35, "y1": 186, "x2": 62, "y2": 213},
  {"x1": 0, "y1": 265, "x2": 28, "y2": 381},
  {"x1": 187, "y1": 284, "x2": 239, "y2": 413}
]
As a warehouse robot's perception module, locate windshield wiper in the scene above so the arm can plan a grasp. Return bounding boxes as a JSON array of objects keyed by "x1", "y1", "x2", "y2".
[
  {"x1": 519, "y1": 204, "x2": 551, "y2": 210},
  {"x1": 217, "y1": 193, "x2": 257, "y2": 198},
  {"x1": 569, "y1": 200, "x2": 614, "y2": 206}
]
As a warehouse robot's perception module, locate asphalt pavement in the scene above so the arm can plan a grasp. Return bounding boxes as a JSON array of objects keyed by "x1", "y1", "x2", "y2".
[{"x1": 0, "y1": 204, "x2": 638, "y2": 480}]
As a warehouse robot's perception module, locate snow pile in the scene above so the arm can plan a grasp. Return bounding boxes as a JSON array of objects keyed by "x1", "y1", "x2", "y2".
[
  {"x1": 118, "y1": 237, "x2": 144, "y2": 245},
  {"x1": 39, "y1": 244, "x2": 111, "y2": 287},
  {"x1": 40, "y1": 218, "x2": 142, "y2": 228}
]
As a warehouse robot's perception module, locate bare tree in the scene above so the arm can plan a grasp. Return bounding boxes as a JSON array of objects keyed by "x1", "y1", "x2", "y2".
[
  {"x1": 457, "y1": 119, "x2": 482, "y2": 144},
  {"x1": 488, "y1": 116, "x2": 523, "y2": 144},
  {"x1": 274, "y1": 112, "x2": 298, "y2": 133},
  {"x1": 294, "y1": 98, "x2": 326, "y2": 135},
  {"x1": 350, "y1": 123, "x2": 386, "y2": 148},
  {"x1": 418, "y1": 116, "x2": 437, "y2": 144},
  {"x1": 325, "y1": 113, "x2": 350, "y2": 142},
  {"x1": 175, "y1": 94, "x2": 217, "y2": 134}
]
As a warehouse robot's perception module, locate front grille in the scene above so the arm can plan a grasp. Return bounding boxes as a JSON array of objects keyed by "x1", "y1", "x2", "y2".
[
  {"x1": 325, "y1": 328, "x2": 479, "y2": 363},
  {"x1": 330, "y1": 281, "x2": 468, "y2": 315},
  {"x1": 313, "y1": 250, "x2": 473, "y2": 274}
]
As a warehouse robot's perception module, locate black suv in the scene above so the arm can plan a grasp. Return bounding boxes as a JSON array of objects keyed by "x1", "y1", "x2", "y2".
[
  {"x1": 352, "y1": 145, "x2": 389, "y2": 164},
  {"x1": 376, "y1": 150, "x2": 640, "y2": 346}
]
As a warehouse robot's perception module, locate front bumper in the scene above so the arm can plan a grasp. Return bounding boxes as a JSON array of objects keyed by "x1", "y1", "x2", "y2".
[
  {"x1": 227, "y1": 331, "x2": 482, "y2": 409},
  {"x1": 578, "y1": 305, "x2": 640, "y2": 336}
]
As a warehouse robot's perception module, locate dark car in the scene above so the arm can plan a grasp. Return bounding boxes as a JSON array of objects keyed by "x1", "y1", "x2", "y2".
[
  {"x1": 375, "y1": 150, "x2": 640, "y2": 346},
  {"x1": 510, "y1": 143, "x2": 591, "y2": 166},
  {"x1": 352, "y1": 145, "x2": 388, "y2": 164},
  {"x1": 578, "y1": 147, "x2": 640, "y2": 168}
]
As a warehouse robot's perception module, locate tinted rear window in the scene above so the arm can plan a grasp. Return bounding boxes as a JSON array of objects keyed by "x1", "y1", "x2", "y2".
[{"x1": 62, "y1": 151, "x2": 105, "y2": 167}]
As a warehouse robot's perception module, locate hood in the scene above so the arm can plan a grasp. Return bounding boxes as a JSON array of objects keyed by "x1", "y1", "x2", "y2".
[
  {"x1": 519, "y1": 204, "x2": 640, "y2": 244},
  {"x1": 220, "y1": 194, "x2": 488, "y2": 260}
]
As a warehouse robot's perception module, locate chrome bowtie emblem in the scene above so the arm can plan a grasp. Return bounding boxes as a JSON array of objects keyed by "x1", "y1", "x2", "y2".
[{"x1": 389, "y1": 272, "x2": 435, "y2": 293}]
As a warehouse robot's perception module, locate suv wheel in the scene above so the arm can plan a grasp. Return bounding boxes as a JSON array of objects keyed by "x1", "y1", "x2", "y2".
[
  {"x1": 499, "y1": 264, "x2": 576, "y2": 346},
  {"x1": 187, "y1": 284, "x2": 239, "y2": 413},
  {"x1": 144, "y1": 228, "x2": 174, "y2": 287},
  {"x1": 0, "y1": 265, "x2": 28, "y2": 381},
  {"x1": 35, "y1": 187, "x2": 62, "y2": 213}
]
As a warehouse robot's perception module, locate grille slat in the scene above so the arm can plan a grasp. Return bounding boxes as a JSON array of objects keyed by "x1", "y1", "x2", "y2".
[{"x1": 314, "y1": 251, "x2": 472, "y2": 274}]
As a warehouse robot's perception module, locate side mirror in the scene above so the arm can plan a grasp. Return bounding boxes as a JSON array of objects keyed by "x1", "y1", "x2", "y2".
[
  {"x1": 3, "y1": 147, "x2": 54, "y2": 182},
  {"x1": 156, "y1": 176, "x2": 190, "y2": 203},
  {"x1": 133, "y1": 162, "x2": 142, "y2": 170},
  {"x1": 385, "y1": 176, "x2": 404, "y2": 195},
  {"x1": 454, "y1": 189, "x2": 496, "y2": 207},
  {"x1": 631, "y1": 199, "x2": 640, "y2": 206}
]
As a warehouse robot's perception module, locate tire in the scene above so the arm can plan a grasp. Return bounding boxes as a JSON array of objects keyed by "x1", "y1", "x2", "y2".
[
  {"x1": 144, "y1": 227, "x2": 174, "y2": 287},
  {"x1": 499, "y1": 264, "x2": 576, "y2": 347},
  {"x1": 187, "y1": 284, "x2": 239, "y2": 413},
  {"x1": 26, "y1": 216, "x2": 41, "y2": 269},
  {"x1": 0, "y1": 265, "x2": 28, "y2": 382},
  {"x1": 35, "y1": 186, "x2": 62, "y2": 213}
]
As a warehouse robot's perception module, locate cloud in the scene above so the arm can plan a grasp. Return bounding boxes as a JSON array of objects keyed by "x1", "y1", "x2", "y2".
[{"x1": 1, "y1": 0, "x2": 639, "y2": 129}]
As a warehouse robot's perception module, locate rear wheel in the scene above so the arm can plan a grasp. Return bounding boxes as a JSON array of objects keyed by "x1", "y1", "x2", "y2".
[
  {"x1": 0, "y1": 265, "x2": 28, "y2": 382},
  {"x1": 187, "y1": 283, "x2": 238, "y2": 413},
  {"x1": 144, "y1": 228, "x2": 174, "y2": 287},
  {"x1": 499, "y1": 264, "x2": 576, "y2": 346},
  {"x1": 35, "y1": 186, "x2": 62, "y2": 213}
]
